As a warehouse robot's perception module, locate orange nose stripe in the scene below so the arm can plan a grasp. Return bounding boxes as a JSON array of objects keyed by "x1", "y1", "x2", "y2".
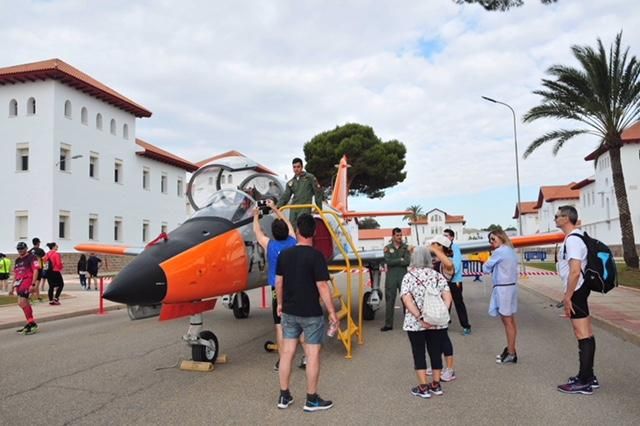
[{"x1": 160, "y1": 230, "x2": 248, "y2": 304}]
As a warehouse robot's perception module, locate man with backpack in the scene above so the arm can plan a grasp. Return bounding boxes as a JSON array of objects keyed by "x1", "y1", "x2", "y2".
[{"x1": 555, "y1": 205, "x2": 599, "y2": 395}]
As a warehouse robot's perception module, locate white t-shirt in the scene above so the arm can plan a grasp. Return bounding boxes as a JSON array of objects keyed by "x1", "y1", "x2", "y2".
[{"x1": 557, "y1": 229, "x2": 588, "y2": 292}]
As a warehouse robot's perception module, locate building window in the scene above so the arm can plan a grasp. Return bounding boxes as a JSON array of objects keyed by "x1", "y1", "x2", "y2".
[
  {"x1": 96, "y1": 113, "x2": 103, "y2": 130},
  {"x1": 123, "y1": 123, "x2": 129, "y2": 140},
  {"x1": 59, "y1": 145, "x2": 71, "y2": 171},
  {"x1": 227, "y1": 174, "x2": 233, "y2": 184},
  {"x1": 142, "y1": 220, "x2": 150, "y2": 243},
  {"x1": 16, "y1": 145, "x2": 29, "y2": 171},
  {"x1": 64, "y1": 100, "x2": 72, "y2": 118},
  {"x1": 114, "y1": 217, "x2": 123, "y2": 242},
  {"x1": 161, "y1": 174, "x2": 168, "y2": 194},
  {"x1": 110, "y1": 119, "x2": 116, "y2": 135},
  {"x1": 89, "y1": 215, "x2": 98, "y2": 240},
  {"x1": 9, "y1": 99, "x2": 18, "y2": 117},
  {"x1": 27, "y1": 98, "x2": 36, "y2": 115},
  {"x1": 15, "y1": 211, "x2": 28, "y2": 240},
  {"x1": 177, "y1": 179, "x2": 183, "y2": 197},
  {"x1": 59, "y1": 211, "x2": 70, "y2": 239},
  {"x1": 161, "y1": 222, "x2": 168, "y2": 234},
  {"x1": 143, "y1": 168, "x2": 150, "y2": 190},
  {"x1": 114, "y1": 160, "x2": 123, "y2": 184},
  {"x1": 221, "y1": 175, "x2": 226, "y2": 184},
  {"x1": 89, "y1": 153, "x2": 99, "y2": 178},
  {"x1": 208, "y1": 176, "x2": 214, "y2": 185},
  {"x1": 81, "y1": 107, "x2": 88, "y2": 125}
]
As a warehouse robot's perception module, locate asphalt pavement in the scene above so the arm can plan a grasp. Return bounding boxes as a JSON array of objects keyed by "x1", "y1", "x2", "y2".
[{"x1": 1, "y1": 272, "x2": 640, "y2": 426}]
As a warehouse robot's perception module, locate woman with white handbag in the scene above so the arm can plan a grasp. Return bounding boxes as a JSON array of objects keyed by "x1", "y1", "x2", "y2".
[{"x1": 400, "y1": 245, "x2": 453, "y2": 399}]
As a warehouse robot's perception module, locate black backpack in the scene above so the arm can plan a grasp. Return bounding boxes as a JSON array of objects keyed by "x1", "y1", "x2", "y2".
[{"x1": 565, "y1": 232, "x2": 618, "y2": 294}]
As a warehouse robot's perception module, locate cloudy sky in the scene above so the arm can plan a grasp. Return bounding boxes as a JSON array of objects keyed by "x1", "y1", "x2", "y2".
[{"x1": 3, "y1": 0, "x2": 639, "y2": 229}]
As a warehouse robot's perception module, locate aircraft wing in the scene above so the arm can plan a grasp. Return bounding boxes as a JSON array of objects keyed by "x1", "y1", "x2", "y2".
[
  {"x1": 75, "y1": 244, "x2": 144, "y2": 256},
  {"x1": 329, "y1": 249, "x2": 385, "y2": 267},
  {"x1": 457, "y1": 232, "x2": 564, "y2": 255}
]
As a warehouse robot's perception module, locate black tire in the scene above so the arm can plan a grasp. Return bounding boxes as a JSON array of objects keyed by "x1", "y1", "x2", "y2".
[
  {"x1": 363, "y1": 291, "x2": 375, "y2": 321},
  {"x1": 192, "y1": 330, "x2": 219, "y2": 364},
  {"x1": 233, "y1": 292, "x2": 250, "y2": 319},
  {"x1": 264, "y1": 340, "x2": 276, "y2": 353}
]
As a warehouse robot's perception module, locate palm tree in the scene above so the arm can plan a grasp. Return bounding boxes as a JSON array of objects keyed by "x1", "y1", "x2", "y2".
[
  {"x1": 403, "y1": 205, "x2": 424, "y2": 245},
  {"x1": 523, "y1": 31, "x2": 639, "y2": 269}
]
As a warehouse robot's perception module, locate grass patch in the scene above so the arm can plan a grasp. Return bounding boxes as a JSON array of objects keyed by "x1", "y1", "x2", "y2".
[
  {"x1": 526, "y1": 262, "x2": 640, "y2": 288},
  {"x1": 0, "y1": 295, "x2": 17, "y2": 306}
]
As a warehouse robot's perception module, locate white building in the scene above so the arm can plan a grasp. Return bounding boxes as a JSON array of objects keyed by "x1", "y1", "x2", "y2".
[
  {"x1": 532, "y1": 184, "x2": 580, "y2": 233},
  {"x1": 513, "y1": 201, "x2": 540, "y2": 236},
  {"x1": 409, "y1": 208, "x2": 466, "y2": 246},
  {"x1": 0, "y1": 59, "x2": 198, "y2": 254},
  {"x1": 572, "y1": 122, "x2": 640, "y2": 248},
  {"x1": 358, "y1": 228, "x2": 411, "y2": 251}
]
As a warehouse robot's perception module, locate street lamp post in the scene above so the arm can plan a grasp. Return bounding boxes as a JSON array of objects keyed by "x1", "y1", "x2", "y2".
[{"x1": 481, "y1": 96, "x2": 526, "y2": 274}]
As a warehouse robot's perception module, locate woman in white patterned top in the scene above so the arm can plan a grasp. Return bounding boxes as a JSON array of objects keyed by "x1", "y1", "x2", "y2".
[{"x1": 400, "y1": 246, "x2": 452, "y2": 398}]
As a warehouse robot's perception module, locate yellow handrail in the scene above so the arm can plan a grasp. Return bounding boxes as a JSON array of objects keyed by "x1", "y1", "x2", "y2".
[{"x1": 279, "y1": 204, "x2": 365, "y2": 358}]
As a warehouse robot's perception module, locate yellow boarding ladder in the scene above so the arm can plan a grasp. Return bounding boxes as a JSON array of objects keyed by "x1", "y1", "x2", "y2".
[{"x1": 280, "y1": 204, "x2": 365, "y2": 359}]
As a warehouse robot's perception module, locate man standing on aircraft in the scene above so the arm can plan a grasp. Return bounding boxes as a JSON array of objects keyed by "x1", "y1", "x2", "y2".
[
  {"x1": 277, "y1": 158, "x2": 323, "y2": 225},
  {"x1": 253, "y1": 199, "x2": 297, "y2": 372},
  {"x1": 555, "y1": 205, "x2": 598, "y2": 395},
  {"x1": 381, "y1": 228, "x2": 411, "y2": 331},
  {"x1": 275, "y1": 213, "x2": 338, "y2": 412},
  {"x1": 444, "y1": 229, "x2": 472, "y2": 335}
]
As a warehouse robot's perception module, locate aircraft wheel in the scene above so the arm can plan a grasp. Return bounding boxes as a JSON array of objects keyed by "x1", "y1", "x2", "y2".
[
  {"x1": 192, "y1": 330, "x2": 219, "y2": 364},
  {"x1": 233, "y1": 292, "x2": 250, "y2": 319},
  {"x1": 363, "y1": 291, "x2": 375, "y2": 321},
  {"x1": 264, "y1": 340, "x2": 278, "y2": 352}
]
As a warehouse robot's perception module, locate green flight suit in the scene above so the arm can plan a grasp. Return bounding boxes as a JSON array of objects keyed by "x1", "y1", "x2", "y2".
[
  {"x1": 383, "y1": 242, "x2": 410, "y2": 328},
  {"x1": 277, "y1": 171, "x2": 323, "y2": 226}
]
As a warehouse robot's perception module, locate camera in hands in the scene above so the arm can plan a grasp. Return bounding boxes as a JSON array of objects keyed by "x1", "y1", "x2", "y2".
[{"x1": 257, "y1": 199, "x2": 271, "y2": 215}]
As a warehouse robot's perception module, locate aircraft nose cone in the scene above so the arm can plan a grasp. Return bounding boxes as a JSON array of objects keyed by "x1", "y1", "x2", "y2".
[{"x1": 103, "y1": 259, "x2": 167, "y2": 305}]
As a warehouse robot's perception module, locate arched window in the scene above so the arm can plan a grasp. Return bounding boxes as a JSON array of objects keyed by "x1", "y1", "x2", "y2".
[
  {"x1": 122, "y1": 123, "x2": 129, "y2": 139},
  {"x1": 96, "y1": 113, "x2": 103, "y2": 130},
  {"x1": 227, "y1": 174, "x2": 233, "y2": 184},
  {"x1": 9, "y1": 99, "x2": 18, "y2": 117},
  {"x1": 27, "y1": 98, "x2": 36, "y2": 115},
  {"x1": 64, "y1": 100, "x2": 72, "y2": 118},
  {"x1": 81, "y1": 107, "x2": 88, "y2": 125},
  {"x1": 220, "y1": 175, "x2": 226, "y2": 184},
  {"x1": 110, "y1": 119, "x2": 116, "y2": 135}
]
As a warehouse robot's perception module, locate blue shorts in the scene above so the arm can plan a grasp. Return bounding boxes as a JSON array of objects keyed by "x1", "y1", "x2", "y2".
[
  {"x1": 489, "y1": 284, "x2": 518, "y2": 317},
  {"x1": 281, "y1": 313, "x2": 325, "y2": 345}
]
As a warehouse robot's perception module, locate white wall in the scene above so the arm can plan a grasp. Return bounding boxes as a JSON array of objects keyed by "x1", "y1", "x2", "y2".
[{"x1": 0, "y1": 80, "x2": 189, "y2": 253}]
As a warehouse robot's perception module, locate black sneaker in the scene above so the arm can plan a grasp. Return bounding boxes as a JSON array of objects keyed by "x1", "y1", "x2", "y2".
[
  {"x1": 568, "y1": 375, "x2": 599, "y2": 389},
  {"x1": 497, "y1": 352, "x2": 517, "y2": 364},
  {"x1": 303, "y1": 395, "x2": 333, "y2": 412},
  {"x1": 557, "y1": 380, "x2": 593, "y2": 395},
  {"x1": 380, "y1": 325, "x2": 393, "y2": 332},
  {"x1": 24, "y1": 323, "x2": 38, "y2": 335},
  {"x1": 429, "y1": 381, "x2": 443, "y2": 396},
  {"x1": 16, "y1": 323, "x2": 30, "y2": 333},
  {"x1": 298, "y1": 356, "x2": 307, "y2": 370},
  {"x1": 410, "y1": 384, "x2": 431, "y2": 399},
  {"x1": 277, "y1": 392, "x2": 294, "y2": 409},
  {"x1": 496, "y1": 347, "x2": 508, "y2": 360},
  {"x1": 273, "y1": 359, "x2": 280, "y2": 372}
]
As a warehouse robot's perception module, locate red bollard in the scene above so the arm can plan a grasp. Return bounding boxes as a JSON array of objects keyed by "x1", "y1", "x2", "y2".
[
  {"x1": 261, "y1": 286, "x2": 269, "y2": 309},
  {"x1": 97, "y1": 277, "x2": 106, "y2": 316}
]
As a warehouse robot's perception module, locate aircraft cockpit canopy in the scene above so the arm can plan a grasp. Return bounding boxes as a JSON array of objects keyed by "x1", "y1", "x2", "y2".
[
  {"x1": 190, "y1": 189, "x2": 256, "y2": 224},
  {"x1": 187, "y1": 155, "x2": 284, "y2": 213}
]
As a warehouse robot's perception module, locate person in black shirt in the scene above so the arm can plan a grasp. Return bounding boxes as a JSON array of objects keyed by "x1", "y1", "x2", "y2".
[
  {"x1": 29, "y1": 237, "x2": 46, "y2": 301},
  {"x1": 87, "y1": 254, "x2": 102, "y2": 290},
  {"x1": 275, "y1": 213, "x2": 337, "y2": 412}
]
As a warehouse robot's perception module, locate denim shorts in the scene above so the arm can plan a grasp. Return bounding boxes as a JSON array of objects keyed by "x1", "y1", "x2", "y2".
[{"x1": 281, "y1": 313, "x2": 325, "y2": 345}]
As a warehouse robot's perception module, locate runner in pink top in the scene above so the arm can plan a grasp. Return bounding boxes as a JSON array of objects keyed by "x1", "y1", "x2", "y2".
[{"x1": 14, "y1": 241, "x2": 39, "y2": 334}]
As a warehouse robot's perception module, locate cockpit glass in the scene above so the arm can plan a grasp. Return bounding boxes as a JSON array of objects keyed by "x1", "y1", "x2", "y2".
[
  {"x1": 239, "y1": 174, "x2": 284, "y2": 203},
  {"x1": 187, "y1": 165, "x2": 224, "y2": 211},
  {"x1": 190, "y1": 189, "x2": 255, "y2": 224}
]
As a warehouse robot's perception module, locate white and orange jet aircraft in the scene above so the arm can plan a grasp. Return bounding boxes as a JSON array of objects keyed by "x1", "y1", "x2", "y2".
[{"x1": 77, "y1": 154, "x2": 564, "y2": 363}]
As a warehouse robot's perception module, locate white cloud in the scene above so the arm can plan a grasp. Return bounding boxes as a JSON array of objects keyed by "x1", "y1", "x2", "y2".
[{"x1": 1, "y1": 0, "x2": 638, "y2": 228}]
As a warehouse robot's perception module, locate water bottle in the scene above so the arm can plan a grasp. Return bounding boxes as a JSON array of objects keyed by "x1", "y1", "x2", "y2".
[{"x1": 327, "y1": 320, "x2": 338, "y2": 337}]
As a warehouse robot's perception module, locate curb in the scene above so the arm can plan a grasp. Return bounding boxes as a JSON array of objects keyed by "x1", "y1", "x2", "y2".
[
  {"x1": 0, "y1": 304, "x2": 125, "y2": 331},
  {"x1": 520, "y1": 285, "x2": 640, "y2": 347}
]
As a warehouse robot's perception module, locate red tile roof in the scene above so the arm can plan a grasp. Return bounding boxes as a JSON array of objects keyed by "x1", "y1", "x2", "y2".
[
  {"x1": 445, "y1": 214, "x2": 466, "y2": 225},
  {"x1": 571, "y1": 178, "x2": 595, "y2": 190},
  {"x1": 136, "y1": 139, "x2": 198, "y2": 172},
  {"x1": 197, "y1": 150, "x2": 277, "y2": 175},
  {"x1": 0, "y1": 59, "x2": 151, "y2": 117},
  {"x1": 534, "y1": 183, "x2": 580, "y2": 208},
  {"x1": 512, "y1": 201, "x2": 538, "y2": 219},
  {"x1": 410, "y1": 212, "x2": 466, "y2": 225},
  {"x1": 584, "y1": 121, "x2": 640, "y2": 161},
  {"x1": 359, "y1": 228, "x2": 411, "y2": 240}
]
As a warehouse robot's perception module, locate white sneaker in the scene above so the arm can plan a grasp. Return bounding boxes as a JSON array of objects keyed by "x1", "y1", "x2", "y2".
[
  {"x1": 426, "y1": 367, "x2": 432, "y2": 376},
  {"x1": 441, "y1": 368, "x2": 456, "y2": 382}
]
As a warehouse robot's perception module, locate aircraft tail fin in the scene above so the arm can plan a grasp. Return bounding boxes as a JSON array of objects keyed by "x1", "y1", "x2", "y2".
[{"x1": 330, "y1": 155, "x2": 349, "y2": 215}]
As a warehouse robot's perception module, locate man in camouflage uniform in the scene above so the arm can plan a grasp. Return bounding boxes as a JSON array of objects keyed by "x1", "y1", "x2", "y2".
[
  {"x1": 277, "y1": 158, "x2": 323, "y2": 226},
  {"x1": 381, "y1": 227, "x2": 410, "y2": 331}
]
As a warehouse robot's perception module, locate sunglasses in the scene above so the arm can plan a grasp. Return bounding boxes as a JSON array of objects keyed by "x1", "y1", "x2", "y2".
[{"x1": 488, "y1": 237, "x2": 497, "y2": 243}]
